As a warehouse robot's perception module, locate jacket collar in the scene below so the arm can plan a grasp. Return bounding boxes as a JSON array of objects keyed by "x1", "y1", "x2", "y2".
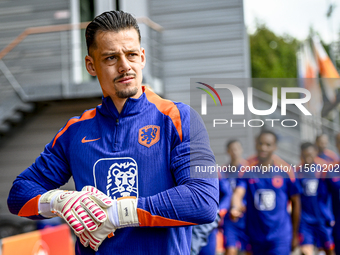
[{"x1": 100, "y1": 88, "x2": 149, "y2": 118}]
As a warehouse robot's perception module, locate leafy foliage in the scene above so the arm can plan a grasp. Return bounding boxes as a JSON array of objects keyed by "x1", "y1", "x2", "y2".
[
  {"x1": 250, "y1": 23, "x2": 299, "y2": 79},
  {"x1": 249, "y1": 23, "x2": 300, "y2": 98}
]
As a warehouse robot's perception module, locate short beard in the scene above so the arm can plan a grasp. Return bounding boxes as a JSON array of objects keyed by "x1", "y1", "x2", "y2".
[{"x1": 115, "y1": 86, "x2": 138, "y2": 99}]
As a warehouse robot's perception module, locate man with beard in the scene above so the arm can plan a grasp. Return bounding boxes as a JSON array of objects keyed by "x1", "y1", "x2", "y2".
[{"x1": 7, "y1": 10, "x2": 218, "y2": 255}]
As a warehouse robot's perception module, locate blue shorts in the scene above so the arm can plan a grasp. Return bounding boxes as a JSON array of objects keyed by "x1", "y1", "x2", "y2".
[
  {"x1": 223, "y1": 220, "x2": 250, "y2": 251},
  {"x1": 251, "y1": 240, "x2": 290, "y2": 255},
  {"x1": 299, "y1": 221, "x2": 334, "y2": 249}
]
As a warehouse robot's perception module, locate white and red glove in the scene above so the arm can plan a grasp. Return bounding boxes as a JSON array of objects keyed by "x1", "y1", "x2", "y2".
[
  {"x1": 38, "y1": 186, "x2": 113, "y2": 235},
  {"x1": 77, "y1": 190, "x2": 139, "y2": 251}
]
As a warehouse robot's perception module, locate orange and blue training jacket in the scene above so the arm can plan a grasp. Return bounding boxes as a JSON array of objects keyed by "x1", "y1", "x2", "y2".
[{"x1": 8, "y1": 87, "x2": 219, "y2": 255}]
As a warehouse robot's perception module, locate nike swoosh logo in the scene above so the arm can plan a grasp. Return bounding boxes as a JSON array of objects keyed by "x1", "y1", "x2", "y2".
[{"x1": 82, "y1": 136, "x2": 101, "y2": 143}]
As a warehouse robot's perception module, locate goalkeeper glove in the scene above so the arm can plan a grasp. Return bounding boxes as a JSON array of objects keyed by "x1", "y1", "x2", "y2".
[
  {"x1": 77, "y1": 190, "x2": 139, "y2": 251},
  {"x1": 39, "y1": 186, "x2": 113, "y2": 235}
]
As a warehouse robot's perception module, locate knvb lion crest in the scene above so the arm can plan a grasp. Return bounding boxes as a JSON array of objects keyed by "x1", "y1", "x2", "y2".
[
  {"x1": 302, "y1": 179, "x2": 319, "y2": 196},
  {"x1": 138, "y1": 125, "x2": 160, "y2": 148},
  {"x1": 254, "y1": 189, "x2": 276, "y2": 211},
  {"x1": 106, "y1": 158, "x2": 138, "y2": 199}
]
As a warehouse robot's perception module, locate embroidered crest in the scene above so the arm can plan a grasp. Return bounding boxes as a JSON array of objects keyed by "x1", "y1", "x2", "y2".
[
  {"x1": 272, "y1": 176, "x2": 284, "y2": 188},
  {"x1": 138, "y1": 125, "x2": 160, "y2": 148}
]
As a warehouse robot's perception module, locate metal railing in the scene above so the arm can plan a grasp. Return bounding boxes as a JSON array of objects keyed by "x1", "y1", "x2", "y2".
[
  {"x1": 0, "y1": 17, "x2": 163, "y2": 132},
  {"x1": 0, "y1": 17, "x2": 163, "y2": 102}
]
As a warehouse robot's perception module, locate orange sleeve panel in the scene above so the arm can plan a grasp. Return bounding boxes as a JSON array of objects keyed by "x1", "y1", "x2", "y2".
[
  {"x1": 315, "y1": 157, "x2": 327, "y2": 165},
  {"x1": 240, "y1": 159, "x2": 249, "y2": 167},
  {"x1": 52, "y1": 108, "x2": 97, "y2": 148},
  {"x1": 246, "y1": 155, "x2": 258, "y2": 166},
  {"x1": 18, "y1": 195, "x2": 41, "y2": 217},
  {"x1": 273, "y1": 155, "x2": 296, "y2": 182},
  {"x1": 137, "y1": 208, "x2": 196, "y2": 227},
  {"x1": 314, "y1": 157, "x2": 332, "y2": 178},
  {"x1": 143, "y1": 87, "x2": 183, "y2": 142},
  {"x1": 247, "y1": 156, "x2": 259, "y2": 166},
  {"x1": 325, "y1": 149, "x2": 339, "y2": 161},
  {"x1": 238, "y1": 157, "x2": 258, "y2": 178}
]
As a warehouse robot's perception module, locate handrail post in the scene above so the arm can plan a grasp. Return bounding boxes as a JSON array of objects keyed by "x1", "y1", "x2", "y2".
[
  {"x1": 0, "y1": 60, "x2": 28, "y2": 101},
  {"x1": 60, "y1": 31, "x2": 70, "y2": 98}
]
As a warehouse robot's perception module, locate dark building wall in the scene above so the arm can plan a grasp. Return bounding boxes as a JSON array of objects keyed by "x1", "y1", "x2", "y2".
[{"x1": 0, "y1": 98, "x2": 101, "y2": 217}]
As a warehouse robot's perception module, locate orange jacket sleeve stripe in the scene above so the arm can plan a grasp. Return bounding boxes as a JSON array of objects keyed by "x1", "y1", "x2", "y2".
[
  {"x1": 137, "y1": 208, "x2": 196, "y2": 227},
  {"x1": 144, "y1": 87, "x2": 183, "y2": 142},
  {"x1": 52, "y1": 109, "x2": 97, "y2": 147},
  {"x1": 18, "y1": 195, "x2": 41, "y2": 217}
]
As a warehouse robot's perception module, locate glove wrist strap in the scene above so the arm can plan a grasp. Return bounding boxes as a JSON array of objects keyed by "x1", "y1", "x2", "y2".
[
  {"x1": 107, "y1": 197, "x2": 139, "y2": 228},
  {"x1": 38, "y1": 190, "x2": 64, "y2": 218},
  {"x1": 117, "y1": 197, "x2": 139, "y2": 227}
]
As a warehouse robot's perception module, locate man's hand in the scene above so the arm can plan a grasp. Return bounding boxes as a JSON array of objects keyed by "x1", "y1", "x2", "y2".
[
  {"x1": 229, "y1": 205, "x2": 245, "y2": 222},
  {"x1": 290, "y1": 194, "x2": 301, "y2": 251},
  {"x1": 77, "y1": 210, "x2": 116, "y2": 251},
  {"x1": 77, "y1": 193, "x2": 140, "y2": 251},
  {"x1": 76, "y1": 186, "x2": 117, "y2": 251},
  {"x1": 230, "y1": 186, "x2": 246, "y2": 222},
  {"x1": 291, "y1": 232, "x2": 299, "y2": 251},
  {"x1": 39, "y1": 186, "x2": 113, "y2": 235}
]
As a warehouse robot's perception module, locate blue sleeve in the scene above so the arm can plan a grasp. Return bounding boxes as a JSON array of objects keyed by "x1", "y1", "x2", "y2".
[
  {"x1": 137, "y1": 106, "x2": 219, "y2": 226},
  {"x1": 219, "y1": 179, "x2": 232, "y2": 210},
  {"x1": 7, "y1": 124, "x2": 72, "y2": 219},
  {"x1": 287, "y1": 178, "x2": 302, "y2": 198},
  {"x1": 236, "y1": 178, "x2": 247, "y2": 190}
]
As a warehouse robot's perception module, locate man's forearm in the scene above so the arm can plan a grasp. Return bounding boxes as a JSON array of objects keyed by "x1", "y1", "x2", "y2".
[
  {"x1": 230, "y1": 187, "x2": 245, "y2": 210},
  {"x1": 290, "y1": 194, "x2": 301, "y2": 235},
  {"x1": 8, "y1": 176, "x2": 50, "y2": 219},
  {"x1": 137, "y1": 178, "x2": 219, "y2": 227}
]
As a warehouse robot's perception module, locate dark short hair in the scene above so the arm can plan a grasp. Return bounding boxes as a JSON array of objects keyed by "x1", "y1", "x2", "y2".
[
  {"x1": 301, "y1": 142, "x2": 316, "y2": 151},
  {"x1": 226, "y1": 140, "x2": 240, "y2": 150},
  {"x1": 85, "y1": 10, "x2": 141, "y2": 55},
  {"x1": 257, "y1": 130, "x2": 278, "y2": 143}
]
